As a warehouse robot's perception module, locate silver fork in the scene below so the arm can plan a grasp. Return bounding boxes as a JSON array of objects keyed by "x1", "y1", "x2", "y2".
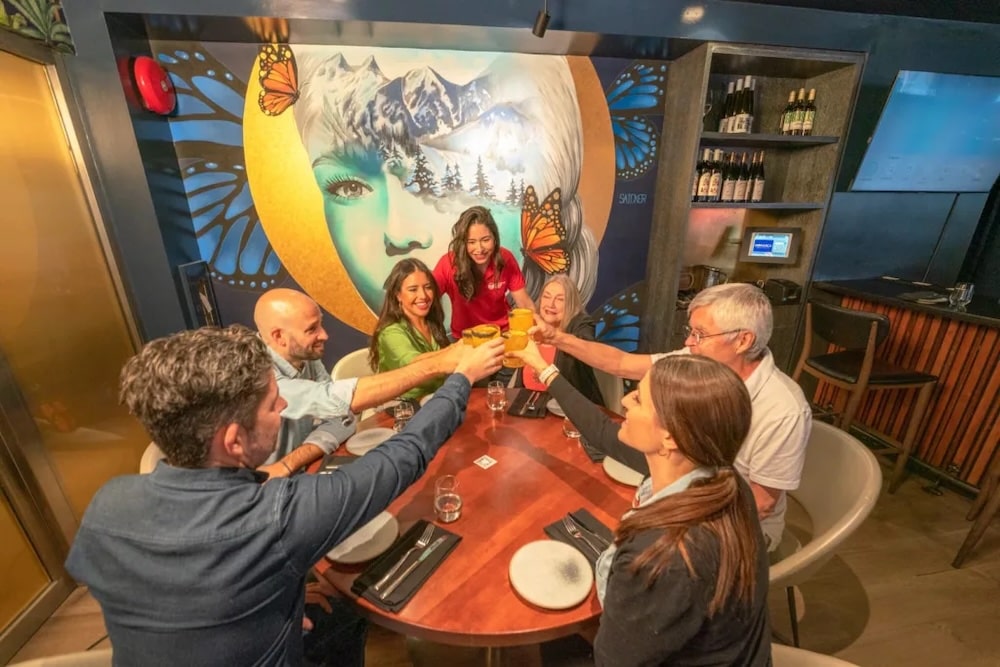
[
  {"x1": 373, "y1": 523, "x2": 435, "y2": 592},
  {"x1": 562, "y1": 516, "x2": 601, "y2": 556}
]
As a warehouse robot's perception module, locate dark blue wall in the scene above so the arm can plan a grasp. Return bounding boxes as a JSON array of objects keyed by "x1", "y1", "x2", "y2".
[{"x1": 60, "y1": 0, "x2": 1000, "y2": 338}]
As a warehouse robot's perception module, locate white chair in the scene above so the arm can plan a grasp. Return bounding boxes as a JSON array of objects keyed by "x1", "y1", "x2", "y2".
[
  {"x1": 593, "y1": 368, "x2": 624, "y2": 416},
  {"x1": 769, "y1": 420, "x2": 882, "y2": 647},
  {"x1": 772, "y1": 645, "x2": 860, "y2": 666},
  {"x1": 9, "y1": 648, "x2": 113, "y2": 666},
  {"x1": 331, "y1": 347, "x2": 376, "y2": 420},
  {"x1": 331, "y1": 348, "x2": 374, "y2": 381},
  {"x1": 139, "y1": 442, "x2": 165, "y2": 473}
]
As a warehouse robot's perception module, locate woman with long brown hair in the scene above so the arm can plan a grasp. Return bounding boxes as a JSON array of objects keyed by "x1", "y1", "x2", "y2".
[
  {"x1": 432, "y1": 206, "x2": 535, "y2": 340},
  {"x1": 515, "y1": 344, "x2": 770, "y2": 665},
  {"x1": 369, "y1": 258, "x2": 452, "y2": 400}
]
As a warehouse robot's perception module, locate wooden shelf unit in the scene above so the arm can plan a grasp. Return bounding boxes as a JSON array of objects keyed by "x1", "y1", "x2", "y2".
[{"x1": 643, "y1": 43, "x2": 865, "y2": 370}]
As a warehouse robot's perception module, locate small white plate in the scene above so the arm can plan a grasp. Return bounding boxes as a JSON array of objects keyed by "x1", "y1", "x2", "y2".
[
  {"x1": 419, "y1": 393, "x2": 434, "y2": 407},
  {"x1": 345, "y1": 427, "x2": 395, "y2": 456},
  {"x1": 326, "y1": 512, "x2": 399, "y2": 564},
  {"x1": 603, "y1": 457, "x2": 645, "y2": 487},
  {"x1": 509, "y1": 540, "x2": 593, "y2": 610},
  {"x1": 546, "y1": 399, "x2": 565, "y2": 417}
]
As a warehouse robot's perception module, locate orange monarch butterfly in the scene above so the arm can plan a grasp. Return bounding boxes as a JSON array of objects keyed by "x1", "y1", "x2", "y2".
[
  {"x1": 520, "y1": 185, "x2": 570, "y2": 275},
  {"x1": 257, "y1": 44, "x2": 299, "y2": 116}
]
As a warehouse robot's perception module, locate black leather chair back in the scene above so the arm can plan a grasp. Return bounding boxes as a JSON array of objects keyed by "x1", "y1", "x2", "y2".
[{"x1": 809, "y1": 300, "x2": 890, "y2": 351}]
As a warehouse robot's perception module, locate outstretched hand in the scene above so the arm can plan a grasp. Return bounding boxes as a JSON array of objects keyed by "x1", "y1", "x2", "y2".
[
  {"x1": 528, "y1": 314, "x2": 558, "y2": 345},
  {"x1": 510, "y1": 338, "x2": 549, "y2": 373},
  {"x1": 455, "y1": 339, "x2": 505, "y2": 384}
]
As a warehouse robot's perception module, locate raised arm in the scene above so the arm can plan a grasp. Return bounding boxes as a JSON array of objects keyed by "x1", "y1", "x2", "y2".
[{"x1": 532, "y1": 319, "x2": 653, "y2": 381}]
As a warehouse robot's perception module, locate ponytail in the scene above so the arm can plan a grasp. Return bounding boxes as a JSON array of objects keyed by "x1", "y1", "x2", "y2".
[{"x1": 616, "y1": 468, "x2": 758, "y2": 617}]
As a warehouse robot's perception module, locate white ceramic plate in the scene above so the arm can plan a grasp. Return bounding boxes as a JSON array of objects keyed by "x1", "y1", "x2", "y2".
[
  {"x1": 419, "y1": 393, "x2": 434, "y2": 407},
  {"x1": 326, "y1": 512, "x2": 399, "y2": 564},
  {"x1": 603, "y1": 457, "x2": 645, "y2": 487},
  {"x1": 545, "y1": 398, "x2": 565, "y2": 417},
  {"x1": 345, "y1": 427, "x2": 395, "y2": 456},
  {"x1": 509, "y1": 540, "x2": 593, "y2": 610}
]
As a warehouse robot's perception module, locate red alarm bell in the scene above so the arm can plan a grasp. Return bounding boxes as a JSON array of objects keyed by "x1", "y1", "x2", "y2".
[{"x1": 132, "y1": 55, "x2": 176, "y2": 115}]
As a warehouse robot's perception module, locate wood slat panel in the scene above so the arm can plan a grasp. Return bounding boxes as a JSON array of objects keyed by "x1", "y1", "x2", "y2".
[{"x1": 814, "y1": 297, "x2": 1000, "y2": 488}]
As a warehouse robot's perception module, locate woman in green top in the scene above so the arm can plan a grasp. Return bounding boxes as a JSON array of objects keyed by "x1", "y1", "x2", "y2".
[{"x1": 369, "y1": 258, "x2": 452, "y2": 400}]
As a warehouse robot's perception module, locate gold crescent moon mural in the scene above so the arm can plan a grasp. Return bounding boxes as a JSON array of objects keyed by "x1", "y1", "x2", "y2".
[{"x1": 245, "y1": 50, "x2": 614, "y2": 335}]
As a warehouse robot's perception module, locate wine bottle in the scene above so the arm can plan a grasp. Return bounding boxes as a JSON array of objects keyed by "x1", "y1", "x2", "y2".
[
  {"x1": 720, "y1": 153, "x2": 736, "y2": 203},
  {"x1": 726, "y1": 78, "x2": 744, "y2": 133},
  {"x1": 780, "y1": 90, "x2": 796, "y2": 135},
  {"x1": 707, "y1": 149, "x2": 723, "y2": 202},
  {"x1": 790, "y1": 88, "x2": 806, "y2": 136},
  {"x1": 802, "y1": 88, "x2": 817, "y2": 136},
  {"x1": 692, "y1": 149, "x2": 704, "y2": 201},
  {"x1": 751, "y1": 151, "x2": 766, "y2": 202},
  {"x1": 718, "y1": 81, "x2": 735, "y2": 133},
  {"x1": 696, "y1": 149, "x2": 712, "y2": 201},
  {"x1": 733, "y1": 152, "x2": 750, "y2": 202},
  {"x1": 739, "y1": 75, "x2": 754, "y2": 134}
]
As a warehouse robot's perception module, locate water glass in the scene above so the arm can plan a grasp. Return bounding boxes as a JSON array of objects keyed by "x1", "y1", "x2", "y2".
[
  {"x1": 393, "y1": 402, "x2": 414, "y2": 432},
  {"x1": 434, "y1": 475, "x2": 462, "y2": 523},
  {"x1": 562, "y1": 417, "x2": 581, "y2": 439},
  {"x1": 949, "y1": 282, "x2": 974, "y2": 309},
  {"x1": 486, "y1": 381, "x2": 507, "y2": 413}
]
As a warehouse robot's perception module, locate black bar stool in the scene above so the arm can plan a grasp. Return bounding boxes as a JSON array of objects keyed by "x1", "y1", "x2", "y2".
[{"x1": 792, "y1": 300, "x2": 937, "y2": 493}]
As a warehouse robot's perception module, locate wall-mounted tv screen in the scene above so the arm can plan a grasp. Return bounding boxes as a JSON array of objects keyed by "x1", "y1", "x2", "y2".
[
  {"x1": 738, "y1": 227, "x2": 802, "y2": 265},
  {"x1": 852, "y1": 70, "x2": 1000, "y2": 193}
]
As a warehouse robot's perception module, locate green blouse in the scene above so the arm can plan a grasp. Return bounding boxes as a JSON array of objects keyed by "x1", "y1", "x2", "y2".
[{"x1": 376, "y1": 321, "x2": 445, "y2": 400}]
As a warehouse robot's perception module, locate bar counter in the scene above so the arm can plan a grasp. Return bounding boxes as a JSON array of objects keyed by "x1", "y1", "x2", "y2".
[{"x1": 810, "y1": 278, "x2": 1000, "y2": 489}]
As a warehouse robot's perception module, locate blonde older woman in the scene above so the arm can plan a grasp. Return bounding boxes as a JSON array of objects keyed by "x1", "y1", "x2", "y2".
[{"x1": 533, "y1": 275, "x2": 604, "y2": 405}]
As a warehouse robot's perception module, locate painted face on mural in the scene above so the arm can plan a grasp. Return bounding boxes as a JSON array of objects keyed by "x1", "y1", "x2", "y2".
[
  {"x1": 293, "y1": 47, "x2": 593, "y2": 316},
  {"x1": 311, "y1": 146, "x2": 520, "y2": 312}
]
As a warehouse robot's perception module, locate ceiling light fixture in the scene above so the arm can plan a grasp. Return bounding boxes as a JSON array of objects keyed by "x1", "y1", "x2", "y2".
[{"x1": 532, "y1": 0, "x2": 550, "y2": 38}]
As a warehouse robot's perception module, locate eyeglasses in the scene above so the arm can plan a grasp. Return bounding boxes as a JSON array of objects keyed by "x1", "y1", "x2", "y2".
[{"x1": 682, "y1": 325, "x2": 743, "y2": 345}]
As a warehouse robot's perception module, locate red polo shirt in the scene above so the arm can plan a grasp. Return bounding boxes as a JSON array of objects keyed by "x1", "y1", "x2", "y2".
[{"x1": 433, "y1": 247, "x2": 526, "y2": 339}]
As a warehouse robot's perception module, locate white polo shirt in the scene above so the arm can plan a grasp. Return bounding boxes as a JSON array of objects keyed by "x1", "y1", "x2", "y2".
[{"x1": 651, "y1": 349, "x2": 811, "y2": 548}]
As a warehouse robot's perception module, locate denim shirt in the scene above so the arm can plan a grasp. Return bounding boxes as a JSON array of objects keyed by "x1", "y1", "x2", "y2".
[
  {"x1": 65, "y1": 374, "x2": 471, "y2": 667},
  {"x1": 267, "y1": 347, "x2": 358, "y2": 463}
]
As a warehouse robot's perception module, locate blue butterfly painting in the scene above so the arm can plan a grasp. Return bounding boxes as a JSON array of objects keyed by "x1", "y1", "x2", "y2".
[
  {"x1": 605, "y1": 63, "x2": 668, "y2": 181},
  {"x1": 139, "y1": 46, "x2": 286, "y2": 290},
  {"x1": 594, "y1": 282, "x2": 645, "y2": 353}
]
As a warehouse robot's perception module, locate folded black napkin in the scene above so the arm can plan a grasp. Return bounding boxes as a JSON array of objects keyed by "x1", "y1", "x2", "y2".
[
  {"x1": 543, "y1": 508, "x2": 615, "y2": 568},
  {"x1": 507, "y1": 389, "x2": 548, "y2": 418},
  {"x1": 351, "y1": 520, "x2": 461, "y2": 613}
]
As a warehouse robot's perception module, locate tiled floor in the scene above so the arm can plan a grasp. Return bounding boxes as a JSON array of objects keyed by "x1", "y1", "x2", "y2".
[{"x1": 10, "y1": 467, "x2": 1000, "y2": 666}]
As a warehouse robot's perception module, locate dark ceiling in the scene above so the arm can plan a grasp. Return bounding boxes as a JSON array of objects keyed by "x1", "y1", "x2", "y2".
[{"x1": 732, "y1": 0, "x2": 1000, "y2": 25}]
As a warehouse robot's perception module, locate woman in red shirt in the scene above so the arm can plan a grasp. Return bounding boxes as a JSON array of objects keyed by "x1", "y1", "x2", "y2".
[{"x1": 433, "y1": 206, "x2": 535, "y2": 339}]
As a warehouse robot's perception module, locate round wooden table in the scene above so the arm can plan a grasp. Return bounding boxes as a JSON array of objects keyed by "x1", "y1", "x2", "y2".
[{"x1": 317, "y1": 389, "x2": 633, "y2": 650}]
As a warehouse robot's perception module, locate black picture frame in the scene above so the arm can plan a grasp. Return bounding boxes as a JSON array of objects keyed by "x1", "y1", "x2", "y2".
[{"x1": 177, "y1": 261, "x2": 222, "y2": 327}]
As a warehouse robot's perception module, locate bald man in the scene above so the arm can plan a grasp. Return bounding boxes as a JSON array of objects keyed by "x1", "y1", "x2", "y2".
[{"x1": 254, "y1": 289, "x2": 495, "y2": 478}]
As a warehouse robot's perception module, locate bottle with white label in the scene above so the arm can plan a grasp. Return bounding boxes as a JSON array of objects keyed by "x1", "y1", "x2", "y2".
[
  {"x1": 720, "y1": 153, "x2": 736, "y2": 203},
  {"x1": 789, "y1": 88, "x2": 806, "y2": 136},
  {"x1": 707, "y1": 149, "x2": 723, "y2": 201},
  {"x1": 718, "y1": 81, "x2": 735, "y2": 133},
  {"x1": 780, "y1": 91, "x2": 796, "y2": 134},
  {"x1": 696, "y1": 149, "x2": 712, "y2": 201},
  {"x1": 802, "y1": 88, "x2": 817, "y2": 135},
  {"x1": 733, "y1": 153, "x2": 750, "y2": 202},
  {"x1": 751, "y1": 151, "x2": 766, "y2": 202},
  {"x1": 726, "y1": 78, "x2": 744, "y2": 133},
  {"x1": 741, "y1": 75, "x2": 755, "y2": 134}
]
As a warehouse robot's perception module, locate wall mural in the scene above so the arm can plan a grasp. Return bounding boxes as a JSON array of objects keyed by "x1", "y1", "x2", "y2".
[
  {"x1": 143, "y1": 41, "x2": 665, "y2": 364},
  {"x1": 0, "y1": 0, "x2": 74, "y2": 53}
]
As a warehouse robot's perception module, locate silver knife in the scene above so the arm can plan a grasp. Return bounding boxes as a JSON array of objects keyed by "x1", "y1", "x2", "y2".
[
  {"x1": 379, "y1": 536, "x2": 447, "y2": 599},
  {"x1": 567, "y1": 513, "x2": 611, "y2": 549}
]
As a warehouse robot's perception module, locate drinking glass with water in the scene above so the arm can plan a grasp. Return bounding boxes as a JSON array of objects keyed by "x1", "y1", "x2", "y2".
[
  {"x1": 486, "y1": 381, "x2": 507, "y2": 413},
  {"x1": 434, "y1": 475, "x2": 462, "y2": 523}
]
